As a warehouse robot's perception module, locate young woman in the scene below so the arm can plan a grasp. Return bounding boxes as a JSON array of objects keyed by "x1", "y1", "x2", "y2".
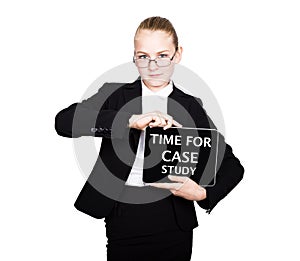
[{"x1": 55, "y1": 16, "x2": 244, "y2": 261}]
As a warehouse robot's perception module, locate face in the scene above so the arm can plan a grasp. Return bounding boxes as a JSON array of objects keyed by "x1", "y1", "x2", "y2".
[{"x1": 134, "y1": 29, "x2": 182, "y2": 91}]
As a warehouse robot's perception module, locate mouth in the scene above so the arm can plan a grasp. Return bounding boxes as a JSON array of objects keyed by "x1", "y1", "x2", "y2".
[{"x1": 148, "y1": 73, "x2": 163, "y2": 77}]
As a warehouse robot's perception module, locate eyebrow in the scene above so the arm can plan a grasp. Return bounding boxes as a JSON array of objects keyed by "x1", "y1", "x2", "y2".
[{"x1": 135, "y1": 50, "x2": 170, "y2": 55}]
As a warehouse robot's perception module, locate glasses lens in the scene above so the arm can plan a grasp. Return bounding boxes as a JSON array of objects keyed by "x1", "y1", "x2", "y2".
[
  {"x1": 135, "y1": 59, "x2": 148, "y2": 68},
  {"x1": 156, "y1": 58, "x2": 171, "y2": 67}
]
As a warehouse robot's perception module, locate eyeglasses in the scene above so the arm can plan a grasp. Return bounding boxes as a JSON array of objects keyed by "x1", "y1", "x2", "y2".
[{"x1": 133, "y1": 48, "x2": 178, "y2": 68}]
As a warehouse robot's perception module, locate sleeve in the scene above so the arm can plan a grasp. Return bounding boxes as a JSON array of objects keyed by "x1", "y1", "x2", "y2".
[
  {"x1": 188, "y1": 97, "x2": 244, "y2": 213},
  {"x1": 195, "y1": 140, "x2": 244, "y2": 214},
  {"x1": 54, "y1": 83, "x2": 132, "y2": 139}
]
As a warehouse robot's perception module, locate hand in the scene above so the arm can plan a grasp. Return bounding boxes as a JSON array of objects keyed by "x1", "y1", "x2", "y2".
[
  {"x1": 147, "y1": 175, "x2": 207, "y2": 201},
  {"x1": 128, "y1": 111, "x2": 182, "y2": 131}
]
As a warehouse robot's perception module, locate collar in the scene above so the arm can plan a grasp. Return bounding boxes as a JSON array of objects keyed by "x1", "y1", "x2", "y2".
[
  {"x1": 141, "y1": 79, "x2": 173, "y2": 97},
  {"x1": 123, "y1": 77, "x2": 188, "y2": 99}
]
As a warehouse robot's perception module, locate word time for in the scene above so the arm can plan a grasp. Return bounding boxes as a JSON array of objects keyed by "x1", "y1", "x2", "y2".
[{"x1": 149, "y1": 133, "x2": 211, "y2": 147}]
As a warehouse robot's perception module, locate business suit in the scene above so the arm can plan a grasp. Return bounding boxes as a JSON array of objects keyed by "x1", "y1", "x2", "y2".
[{"x1": 55, "y1": 78, "x2": 244, "y2": 232}]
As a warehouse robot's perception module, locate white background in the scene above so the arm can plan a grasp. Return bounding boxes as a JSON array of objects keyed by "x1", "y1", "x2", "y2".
[{"x1": 1, "y1": 0, "x2": 299, "y2": 260}]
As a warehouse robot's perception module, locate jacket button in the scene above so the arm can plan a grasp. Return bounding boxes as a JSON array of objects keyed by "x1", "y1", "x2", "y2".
[{"x1": 91, "y1": 127, "x2": 98, "y2": 133}]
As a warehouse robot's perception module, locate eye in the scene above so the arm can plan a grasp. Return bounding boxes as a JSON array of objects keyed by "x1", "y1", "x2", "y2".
[
  {"x1": 158, "y1": 53, "x2": 168, "y2": 58},
  {"x1": 137, "y1": 55, "x2": 148, "y2": 59}
]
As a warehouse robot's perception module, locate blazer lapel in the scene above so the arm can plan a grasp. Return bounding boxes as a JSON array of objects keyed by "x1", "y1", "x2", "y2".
[
  {"x1": 167, "y1": 83, "x2": 190, "y2": 127},
  {"x1": 169, "y1": 83, "x2": 188, "y2": 105}
]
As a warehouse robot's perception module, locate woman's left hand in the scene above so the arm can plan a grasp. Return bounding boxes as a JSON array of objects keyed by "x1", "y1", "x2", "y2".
[{"x1": 147, "y1": 175, "x2": 207, "y2": 201}]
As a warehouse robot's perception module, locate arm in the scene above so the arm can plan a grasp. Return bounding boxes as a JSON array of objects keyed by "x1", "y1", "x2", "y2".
[
  {"x1": 54, "y1": 83, "x2": 132, "y2": 139},
  {"x1": 195, "y1": 141, "x2": 244, "y2": 213},
  {"x1": 189, "y1": 97, "x2": 244, "y2": 213}
]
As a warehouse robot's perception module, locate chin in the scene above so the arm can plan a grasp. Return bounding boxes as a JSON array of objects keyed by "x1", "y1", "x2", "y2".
[{"x1": 144, "y1": 78, "x2": 169, "y2": 88}]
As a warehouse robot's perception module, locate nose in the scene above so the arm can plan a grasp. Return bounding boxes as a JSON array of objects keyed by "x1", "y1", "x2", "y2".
[{"x1": 148, "y1": 59, "x2": 158, "y2": 71}]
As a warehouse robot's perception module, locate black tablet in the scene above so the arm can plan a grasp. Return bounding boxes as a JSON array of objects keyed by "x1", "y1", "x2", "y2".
[{"x1": 142, "y1": 126, "x2": 219, "y2": 186}]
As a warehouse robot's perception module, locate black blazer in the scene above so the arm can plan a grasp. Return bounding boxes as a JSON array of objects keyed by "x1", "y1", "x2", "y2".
[{"x1": 55, "y1": 79, "x2": 244, "y2": 231}]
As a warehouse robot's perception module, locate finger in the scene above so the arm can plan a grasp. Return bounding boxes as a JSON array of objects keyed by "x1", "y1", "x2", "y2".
[
  {"x1": 168, "y1": 175, "x2": 188, "y2": 183},
  {"x1": 152, "y1": 115, "x2": 168, "y2": 128},
  {"x1": 132, "y1": 114, "x2": 154, "y2": 129},
  {"x1": 157, "y1": 112, "x2": 168, "y2": 125},
  {"x1": 172, "y1": 119, "x2": 183, "y2": 127},
  {"x1": 148, "y1": 182, "x2": 174, "y2": 189},
  {"x1": 158, "y1": 115, "x2": 167, "y2": 126},
  {"x1": 175, "y1": 178, "x2": 190, "y2": 191},
  {"x1": 149, "y1": 115, "x2": 162, "y2": 127}
]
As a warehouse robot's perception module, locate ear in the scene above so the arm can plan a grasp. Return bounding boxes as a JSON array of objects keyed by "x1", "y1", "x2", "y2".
[{"x1": 174, "y1": 46, "x2": 183, "y2": 64}]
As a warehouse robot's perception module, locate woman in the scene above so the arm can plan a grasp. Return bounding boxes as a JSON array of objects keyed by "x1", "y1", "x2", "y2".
[{"x1": 55, "y1": 16, "x2": 244, "y2": 261}]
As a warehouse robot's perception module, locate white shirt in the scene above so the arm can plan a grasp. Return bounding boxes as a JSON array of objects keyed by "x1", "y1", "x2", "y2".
[{"x1": 125, "y1": 80, "x2": 173, "y2": 187}]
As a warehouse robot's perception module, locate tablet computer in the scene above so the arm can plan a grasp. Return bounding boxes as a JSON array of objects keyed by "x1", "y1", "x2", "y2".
[{"x1": 142, "y1": 126, "x2": 219, "y2": 186}]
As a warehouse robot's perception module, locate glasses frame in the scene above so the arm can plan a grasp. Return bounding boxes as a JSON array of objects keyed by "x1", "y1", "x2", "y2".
[{"x1": 133, "y1": 47, "x2": 178, "y2": 68}]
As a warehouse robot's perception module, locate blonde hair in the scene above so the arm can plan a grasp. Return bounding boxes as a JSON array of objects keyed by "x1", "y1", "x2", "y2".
[{"x1": 135, "y1": 16, "x2": 178, "y2": 49}]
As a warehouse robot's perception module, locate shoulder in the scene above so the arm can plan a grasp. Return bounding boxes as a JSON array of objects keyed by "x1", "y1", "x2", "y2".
[
  {"x1": 173, "y1": 84, "x2": 204, "y2": 107},
  {"x1": 99, "y1": 81, "x2": 128, "y2": 95},
  {"x1": 93, "y1": 81, "x2": 134, "y2": 102},
  {"x1": 103, "y1": 79, "x2": 139, "y2": 93}
]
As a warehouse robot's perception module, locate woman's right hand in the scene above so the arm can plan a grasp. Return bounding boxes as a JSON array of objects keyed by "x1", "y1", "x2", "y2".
[{"x1": 128, "y1": 111, "x2": 182, "y2": 131}]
